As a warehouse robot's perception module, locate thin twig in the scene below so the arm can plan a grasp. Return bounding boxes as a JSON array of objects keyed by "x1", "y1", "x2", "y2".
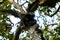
[{"x1": 45, "y1": 23, "x2": 58, "y2": 27}]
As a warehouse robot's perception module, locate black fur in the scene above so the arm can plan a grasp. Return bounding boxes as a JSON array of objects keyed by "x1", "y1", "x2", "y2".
[{"x1": 21, "y1": 12, "x2": 36, "y2": 27}]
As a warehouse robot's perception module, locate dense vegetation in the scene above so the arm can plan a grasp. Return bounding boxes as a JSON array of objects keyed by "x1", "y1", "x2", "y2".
[{"x1": 0, "y1": 0, "x2": 60, "y2": 40}]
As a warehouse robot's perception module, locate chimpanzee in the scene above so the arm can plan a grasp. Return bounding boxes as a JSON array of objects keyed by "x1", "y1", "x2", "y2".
[{"x1": 21, "y1": 12, "x2": 36, "y2": 27}]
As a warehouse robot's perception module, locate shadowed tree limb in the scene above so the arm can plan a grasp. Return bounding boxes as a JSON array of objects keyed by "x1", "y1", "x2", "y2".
[
  {"x1": 0, "y1": 9, "x2": 21, "y2": 18},
  {"x1": 27, "y1": 0, "x2": 60, "y2": 12},
  {"x1": 13, "y1": 26, "x2": 22, "y2": 40},
  {"x1": 50, "y1": 6, "x2": 60, "y2": 17}
]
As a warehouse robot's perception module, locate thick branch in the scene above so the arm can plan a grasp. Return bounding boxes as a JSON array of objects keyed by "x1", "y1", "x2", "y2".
[
  {"x1": 27, "y1": 0, "x2": 39, "y2": 12},
  {"x1": 14, "y1": 26, "x2": 22, "y2": 40},
  {"x1": 0, "y1": 9, "x2": 21, "y2": 18},
  {"x1": 13, "y1": 0, "x2": 27, "y2": 14}
]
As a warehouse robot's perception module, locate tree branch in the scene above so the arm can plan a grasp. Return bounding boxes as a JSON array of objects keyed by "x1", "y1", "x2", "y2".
[
  {"x1": 13, "y1": 26, "x2": 22, "y2": 40},
  {"x1": 50, "y1": 6, "x2": 60, "y2": 17},
  {"x1": 45, "y1": 6, "x2": 60, "y2": 17},
  {"x1": 13, "y1": 0, "x2": 27, "y2": 14},
  {"x1": 0, "y1": 9, "x2": 21, "y2": 18},
  {"x1": 45, "y1": 23, "x2": 58, "y2": 27}
]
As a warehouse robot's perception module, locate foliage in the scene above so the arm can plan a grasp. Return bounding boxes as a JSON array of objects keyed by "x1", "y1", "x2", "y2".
[{"x1": 0, "y1": 0, "x2": 60, "y2": 40}]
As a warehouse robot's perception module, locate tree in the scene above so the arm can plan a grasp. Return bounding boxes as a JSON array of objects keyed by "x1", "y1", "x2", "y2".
[{"x1": 0, "y1": 0, "x2": 60, "y2": 40}]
